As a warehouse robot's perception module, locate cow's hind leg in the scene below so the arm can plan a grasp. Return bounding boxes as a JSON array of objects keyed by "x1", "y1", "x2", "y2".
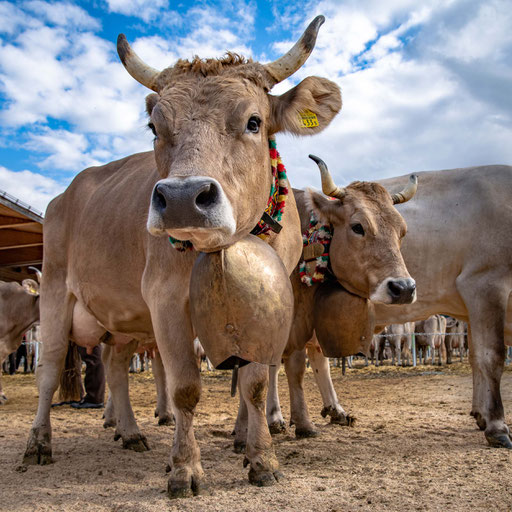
[
  {"x1": 285, "y1": 349, "x2": 318, "y2": 438},
  {"x1": 233, "y1": 390, "x2": 248, "y2": 453},
  {"x1": 306, "y1": 340, "x2": 353, "y2": 426},
  {"x1": 240, "y1": 362, "x2": 282, "y2": 487},
  {"x1": 101, "y1": 346, "x2": 116, "y2": 428},
  {"x1": 23, "y1": 278, "x2": 73, "y2": 465},
  {"x1": 458, "y1": 276, "x2": 512, "y2": 448},
  {"x1": 266, "y1": 364, "x2": 286, "y2": 434},
  {"x1": 104, "y1": 340, "x2": 149, "y2": 451},
  {"x1": 0, "y1": 345, "x2": 11, "y2": 404},
  {"x1": 153, "y1": 351, "x2": 174, "y2": 426}
]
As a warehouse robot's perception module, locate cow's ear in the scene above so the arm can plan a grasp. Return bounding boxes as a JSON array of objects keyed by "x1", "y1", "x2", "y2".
[
  {"x1": 305, "y1": 189, "x2": 342, "y2": 225},
  {"x1": 146, "y1": 93, "x2": 159, "y2": 116},
  {"x1": 269, "y1": 77, "x2": 341, "y2": 135},
  {"x1": 22, "y1": 279, "x2": 39, "y2": 296}
]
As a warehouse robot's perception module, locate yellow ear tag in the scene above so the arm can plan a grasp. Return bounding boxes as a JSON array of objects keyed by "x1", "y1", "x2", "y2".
[{"x1": 298, "y1": 109, "x2": 319, "y2": 128}]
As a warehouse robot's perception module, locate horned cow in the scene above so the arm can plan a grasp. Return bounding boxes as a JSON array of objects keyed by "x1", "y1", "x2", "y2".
[{"x1": 23, "y1": 16, "x2": 342, "y2": 497}]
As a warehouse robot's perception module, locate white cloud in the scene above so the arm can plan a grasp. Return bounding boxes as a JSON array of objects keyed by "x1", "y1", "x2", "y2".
[
  {"x1": 24, "y1": 0, "x2": 100, "y2": 30},
  {"x1": 0, "y1": 166, "x2": 66, "y2": 213},
  {"x1": 105, "y1": 0, "x2": 169, "y2": 23}
]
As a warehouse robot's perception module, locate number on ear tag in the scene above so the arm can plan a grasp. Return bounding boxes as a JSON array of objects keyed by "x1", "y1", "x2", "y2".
[{"x1": 298, "y1": 110, "x2": 319, "y2": 128}]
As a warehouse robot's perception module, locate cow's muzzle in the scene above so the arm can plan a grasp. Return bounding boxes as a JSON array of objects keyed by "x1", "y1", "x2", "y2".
[
  {"x1": 370, "y1": 277, "x2": 416, "y2": 305},
  {"x1": 147, "y1": 176, "x2": 236, "y2": 238}
]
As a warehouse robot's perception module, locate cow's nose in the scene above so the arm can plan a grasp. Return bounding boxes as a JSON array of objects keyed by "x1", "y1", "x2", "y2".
[
  {"x1": 153, "y1": 179, "x2": 221, "y2": 216},
  {"x1": 387, "y1": 278, "x2": 416, "y2": 304},
  {"x1": 150, "y1": 177, "x2": 234, "y2": 233}
]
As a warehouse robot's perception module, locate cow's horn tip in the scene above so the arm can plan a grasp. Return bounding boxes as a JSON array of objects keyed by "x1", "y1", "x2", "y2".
[{"x1": 410, "y1": 174, "x2": 418, "y2": 184}]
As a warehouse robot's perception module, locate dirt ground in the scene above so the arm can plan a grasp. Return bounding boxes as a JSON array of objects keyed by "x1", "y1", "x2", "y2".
[{"x1": 1, "y1": 362, "x2": 511, "y2": 512}]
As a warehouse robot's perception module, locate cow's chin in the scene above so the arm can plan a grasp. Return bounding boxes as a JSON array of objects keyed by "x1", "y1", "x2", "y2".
[{"x1": 167, "y1": 227, "x2": 238, "y2": 252}]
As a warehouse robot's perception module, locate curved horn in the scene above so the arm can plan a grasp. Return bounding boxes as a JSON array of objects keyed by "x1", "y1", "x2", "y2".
[
  {"x1": 28, "y1": 266, "x2": 42, "y2": 282},
  {"x1": 392, "y1": 174, "x2": 418, "y2": 205},
  {"x1": 117, "y1": 34, "x2": 161, "y2": 92},
  {"x1": 264, "y1": 15, "x2": 325, "y2": 84},
  {"x1": 309, "y1": 154, "x2": 346, "y2": 199}
]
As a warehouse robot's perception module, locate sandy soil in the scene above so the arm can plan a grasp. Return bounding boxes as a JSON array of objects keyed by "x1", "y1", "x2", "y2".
[{"x1": 1, "y1": 362, "x2": 511, "y2": 512}]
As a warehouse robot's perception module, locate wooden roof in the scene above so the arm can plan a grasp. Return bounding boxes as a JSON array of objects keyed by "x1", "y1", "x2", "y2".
[{"x1": 0, "y1": 190, "x2": 43, "y2": 282}]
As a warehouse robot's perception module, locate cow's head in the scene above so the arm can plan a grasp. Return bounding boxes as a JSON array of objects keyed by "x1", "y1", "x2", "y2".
[
  {"x1": 118, "y1": 16, "x2": 341, "y2": 252},
  {"x1": 306, "y1": 156, "x2": 417, "y2": 305}
]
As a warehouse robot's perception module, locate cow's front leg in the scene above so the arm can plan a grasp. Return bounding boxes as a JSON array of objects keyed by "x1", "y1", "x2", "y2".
[
  {"x1": 266, "y1": 364, "x2": 286, "y2": 434},
  {"x1": 24, "y1": 278, "x2": 72, "y2": 465},
  {"x1": 459, "y1": 277, "x2": 512, "y2": 448},
  {"x1": 105, "y1": 340, "x2": 149, "y2": 451},
  {"x1": 284, "y1": 349, "x2": 318, "y2": 438},
  {"x1": 239, "y1": 362, "x2": 281, "y2": 486},
  {"x1": 306, "y1": 340, "x2": 354, "y2": 426},
  {"x1": 153, "y1": 351, "x2": 174, "y2": 426}
]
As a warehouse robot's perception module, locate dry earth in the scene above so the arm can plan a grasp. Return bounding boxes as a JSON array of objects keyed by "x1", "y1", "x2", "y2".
[{"x1": 1, "y1": 363, "x2": 511, "y2": 511}]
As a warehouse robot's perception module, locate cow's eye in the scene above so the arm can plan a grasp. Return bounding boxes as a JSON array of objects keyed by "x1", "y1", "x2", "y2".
[
  {"x1": 246, "y1": 116, "x2": 261, "y2": 134},
  {"x1": 351, "y1": 223, "x2": 365, "y2": 236},
  {"x1": 148, "y1": 122, "x2": 157, "y2": 137}
]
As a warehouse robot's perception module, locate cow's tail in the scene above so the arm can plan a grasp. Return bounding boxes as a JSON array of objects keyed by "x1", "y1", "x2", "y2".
[{"x1": 58, "y1": 341, "x2": 83, "y2": 402}]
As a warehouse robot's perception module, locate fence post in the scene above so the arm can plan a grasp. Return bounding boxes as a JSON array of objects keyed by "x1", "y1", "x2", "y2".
[{"x1": 412, "y1": 332, "x2": 417, "y2": 367}]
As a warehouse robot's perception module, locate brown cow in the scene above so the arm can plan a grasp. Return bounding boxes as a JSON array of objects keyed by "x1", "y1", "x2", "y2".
[
  {"x1": 445, "y1": 317, "x2": 467, "y2": 364},
  {"x1": 386, "y1": 322, "x2": 415, "y2": 366},
  {"x1": 23, "y1": 16, "x2": 342, "y2": 497},
  {"x1": 0, "y1": 279, "x2": 40, "y2": 403},
  {"x1": 415, "y1": 315, "x2": 447, "y2": 365},
  {"x1": 241, "y1": 157, "x2": 418, "y2": 438}
]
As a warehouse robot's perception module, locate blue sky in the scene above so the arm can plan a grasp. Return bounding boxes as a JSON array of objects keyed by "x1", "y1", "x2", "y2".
[{"x1": 0, "y1": 0, "x2": 511, "y2": 212}]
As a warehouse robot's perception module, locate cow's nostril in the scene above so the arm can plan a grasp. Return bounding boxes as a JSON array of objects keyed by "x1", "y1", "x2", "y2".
[
  {"x1": 387, "y1": 280, "x2": 402, "y2": 298},
  {"x1": 153, "y1": 185, "x2": 167, "y2": 211},
  {"x1": 195, "y1": 182, "x2": 219, "y2": 209}
]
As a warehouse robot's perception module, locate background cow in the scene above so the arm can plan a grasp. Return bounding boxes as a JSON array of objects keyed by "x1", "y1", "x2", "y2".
[
  {"x1": 284, "y1": 166, "x2": 512, "y2": 449},
  {"x1": 445, "y1": 317, "x2": 467, "y2": 364},
  {"x1": 259, "y1": 157, "x2": 417, "y2": 439},
  {"x1": 415, "y1": 315, "x2": 447, "y2": 365},
  {"x1": 0, "y1": 279, "x2": 39, "y2": 403}
]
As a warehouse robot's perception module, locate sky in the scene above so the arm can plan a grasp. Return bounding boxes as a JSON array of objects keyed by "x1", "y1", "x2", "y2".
[{"x1": 0, "y1": 0, "x2": 511, "y2": 213}]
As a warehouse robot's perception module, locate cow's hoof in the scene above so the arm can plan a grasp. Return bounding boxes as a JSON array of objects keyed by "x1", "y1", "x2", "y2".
[
  {"x1": 233, "y1": 440, "x2": 246, "y2": 454},
  {"x1": 0, "y1": 394, "x2": 7, "y2": 405},
  {"x1": 122, "y1": 434, "x2": 150, "y2": 452},
  {"x1": 23, "y1": 429, "x2": 53, "y2": 465},
  {"x1": 248, "y1": 467, "x2": 283, "y2": 487},
  {"x1": 113, "y1": 431, "x2": 121, "y2": 441},
  {"x1": 167, "y1": 475, "x2": 202, "y2": 499},
  {"x1": 331, "y1": 413, "x2": 356, "y2": 427},
  {"x1": 470, "y1": 410, "x2": 486, "y2": 431},
  {"x1": 485, "y1": 431, "x2": 512, "y2": 449},
  {"x1": 158, "y1": 414, "x2": 174, "y2": 426},
  {"x1": 295, "y1": 427, "x2": 319, "y2": 439},
  {"x1": 268, "y1": 420, "x2": 286, "y2": 435},
  {"x1": 321, "y1": 406, "x2": 355, "y2": 427}
]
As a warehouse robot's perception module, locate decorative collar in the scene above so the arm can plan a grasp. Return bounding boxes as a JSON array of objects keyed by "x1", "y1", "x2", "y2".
[
  {"x1": 298, "y1": 212, "x2": 333, "y2": 286},
  {"x1": 168, "y1": 137, "x2": 289, "y2": 251}
]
